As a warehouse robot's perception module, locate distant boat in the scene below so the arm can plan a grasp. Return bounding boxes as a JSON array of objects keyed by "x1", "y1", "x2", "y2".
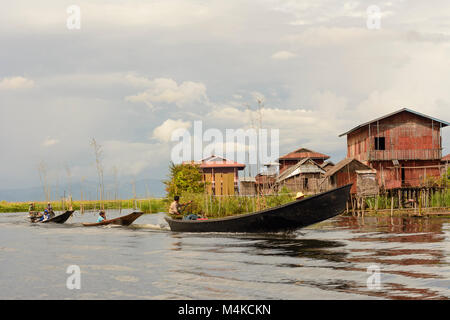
[
  {"x1": 29, "y1": 210, "x2": 74, "y2": 224},
  {"x1": 82, "y1": 211, "x2": 144, "y2": 227},
  {"x1": 165, "y1": 184, "x2": 352, "y2": 233}
]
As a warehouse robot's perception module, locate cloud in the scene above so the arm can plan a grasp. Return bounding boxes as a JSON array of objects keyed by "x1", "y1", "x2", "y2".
[
  {"x1": 42, "y1": 137, "x2": 59, "y2": 147},
  {"x1": 204, "y1": 100, "x2": 349, "y2": 156},
  {"x1": 125, "y1": 78, "x2": 208, "y2": 109},
  {"x1": 271, "y1": 50, "x2": 297, "y2": 60},
  {"x1": 0, "y1": 0, "x2": 211, "y2": 32},
  {"x1": 0, "y1": 76, "x2": 34, "y2": 89},
  {"x1": 102, "y1": 140, "x2": 167, "y2": 176},
  {"x1": 152, "y1": 119, "x2": 192, "y2": 142},
  {"x1": 2, "y1": 0, "x2": 450, "y2": 195}
]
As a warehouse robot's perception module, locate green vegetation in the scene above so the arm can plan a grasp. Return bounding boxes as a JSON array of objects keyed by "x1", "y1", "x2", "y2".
[
  {"x1": 162, "y1": 163, "x2": 299, "y2": 217},
  {"x1": 176, "y1": 187, "x2": 296, "y2": 218},
  {"x1": 0, "y1": 198, "x2": 166, "y2": 213},
  {"x1": 353, "y1": 187, "x2": 450, "y2": 215},
  {"x1": 164, "y1": 162, "x2": 206, "y2": 199}
]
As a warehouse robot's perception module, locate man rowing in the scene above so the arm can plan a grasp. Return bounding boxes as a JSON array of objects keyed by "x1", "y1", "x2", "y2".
[
  {"x1": 169, "y1": 196, "x2": 192, "y2": 217},
  {"x1": 39, "y1": 209, "x2": 51, "y2": 222},
  {"x1": 97, "y1": 211, "x2": 106, "y2": 223}
]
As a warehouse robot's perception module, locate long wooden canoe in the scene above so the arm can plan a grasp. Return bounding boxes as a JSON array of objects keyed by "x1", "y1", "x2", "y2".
[
  {"x1": 165, "y1": 184, "x2": 352, "y2": 233},
  {"x1": 82, "y1": 211, "x2": 144, "y2": 227},
  {"x1": 30, "y1": 210, "x2": 74, "y2": 224}
]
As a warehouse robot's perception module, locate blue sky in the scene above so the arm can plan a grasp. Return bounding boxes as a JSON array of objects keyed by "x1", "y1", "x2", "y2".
[{"x1": 1, "y1": 0, "x2": 449, "y2": 195}]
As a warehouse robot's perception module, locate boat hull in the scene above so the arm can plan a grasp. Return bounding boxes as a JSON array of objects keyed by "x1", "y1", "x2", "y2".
[
  {"x1": 165, "y1": 184, "x2": 352, "y2": 233},
  {"x1": 30, "y1": 211, "x2": 74, "y2": 224},
  {"x1": 82, "y1": 212, "x2": 144, "y2": 227}
]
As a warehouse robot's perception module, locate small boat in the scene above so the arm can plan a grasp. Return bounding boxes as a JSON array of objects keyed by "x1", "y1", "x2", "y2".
[
  {"x1": 30, "y1": 210, "x2": 74, "y2": 224},
  {"x1": 82, "y1": 211, "x2": 144, "y2": 227},
  {"x1": 165, "y1": 184, "x2": 352, "y2": 233}
]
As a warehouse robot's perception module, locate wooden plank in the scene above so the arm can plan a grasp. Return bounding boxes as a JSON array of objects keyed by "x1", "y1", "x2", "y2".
[
  {"x1": 226, "y1": 172, "x2": 235, "y2": 195},
  {"x1": 204, "y1": 173, "x2": 212, "y2": 194},
  {"x1": 215, "y1": 173, "x2": 222, "y2": 195}
]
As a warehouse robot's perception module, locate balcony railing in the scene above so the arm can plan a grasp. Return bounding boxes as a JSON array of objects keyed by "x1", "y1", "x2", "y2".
[{"x1": 367, "y1": 149, "x2": 442, "y2": 161}]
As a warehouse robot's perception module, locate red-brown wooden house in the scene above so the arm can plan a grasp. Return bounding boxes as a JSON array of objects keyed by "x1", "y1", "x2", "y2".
[
  {"x1": 278, "y1": 147, "x2": 330, "y2": 174},
  {"x1": 184, "y1": 155, "x2": 245, "y2": 195},
  {"x1": 339, "y1": 108, "x2": 449, "y2": 189}
]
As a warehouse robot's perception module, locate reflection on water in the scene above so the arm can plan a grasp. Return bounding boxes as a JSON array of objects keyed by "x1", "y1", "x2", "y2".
[{"x1": 0, "y1": 211, "x2": 448, "y2": 299}]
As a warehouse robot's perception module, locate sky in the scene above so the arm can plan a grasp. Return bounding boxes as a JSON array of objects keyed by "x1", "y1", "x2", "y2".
[{"x1": 1, "y1": 0, "x2": 450, "y2": 197}]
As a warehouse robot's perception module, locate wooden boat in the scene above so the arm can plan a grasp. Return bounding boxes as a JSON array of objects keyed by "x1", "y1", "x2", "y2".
[
  {"x1": 30, "y1": 210, "x2": 74, "y2": 224},
  {"x1": 82, "y1": 211, "x2": 144, "y2": 227},
  {"x1": 165, "y1": 184, "x2": 352, "y2": 233}
]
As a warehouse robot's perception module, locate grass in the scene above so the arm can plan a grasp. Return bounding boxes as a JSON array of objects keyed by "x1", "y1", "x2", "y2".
[
  {"x1": 0, "y1": 198, "x2": 166, "y2": 214},
  {"x1": 360, "y1": 189, "x2": 450, "y2": 211},
  {"x1": 346, "y1": 188, "x2": 450, "y2": 216},
  {"x1": 176, "y1": 192, "x2": 297, "y2": 218}
]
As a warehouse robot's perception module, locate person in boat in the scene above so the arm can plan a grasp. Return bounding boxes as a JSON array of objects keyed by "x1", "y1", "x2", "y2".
[
  {"x1": 183, "y1": 213, "x2": 199, "y2": 220},
  {"x1": 97, "y1": 211, "x2": 106, "y2": 223},
  {"x1": 169, "y1": 196, "x2": 192, "y2": 216},
  {"x1": 295, "y1": 192, "x2": 305, "y2": 201},
  {"x1": 29, "y1": 202, "x2": 35, "y2": 212},
  {"x1": 46, "y1": 202, "x2": 53, "y2": 212},
  {"x1": 39, "y1": 209, "x2": 51, "y2": 222}
]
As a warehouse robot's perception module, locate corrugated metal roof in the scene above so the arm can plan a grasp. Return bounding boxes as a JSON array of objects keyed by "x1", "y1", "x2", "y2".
[
  {"x1": 339, "y1": 108, "x2": 450, "y2": 137},
  {"x1": 278, "y1": 147, "x2": 330, "y2": 160},
  {"x1": 324, "y1": 158, "x2": 372, "y2": 177},
  {"x1": 276, "y1": 158, "x2": 325, "y2": 182},
  {"x1": 183, "y1": 154, "x2": 245, "y2": 169}
]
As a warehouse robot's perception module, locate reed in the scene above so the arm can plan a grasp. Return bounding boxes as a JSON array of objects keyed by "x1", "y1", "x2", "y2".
[
  {"x1": 360, "y1": 189, "x2": 450, "y2": 211},
  {"x1": 175, "y1": 191, "x2": 297, "y2": 218},
  {"x1": 0, "y1": 198, "x2": 166, "y2": 213}
]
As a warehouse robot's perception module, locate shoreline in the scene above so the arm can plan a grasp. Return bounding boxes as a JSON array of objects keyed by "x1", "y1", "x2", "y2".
[
  {"x1": 343, "y1": 207, "x2": 450, "y2": 217},
  {"x1": 0, "y1": 199, "x2": 167, "y2": 214}
]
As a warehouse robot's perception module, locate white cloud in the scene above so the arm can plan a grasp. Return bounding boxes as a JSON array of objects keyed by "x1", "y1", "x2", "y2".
[
  {"x1": 0, "y1": 0, "x2": 211, "y2": 32},
  {"x1": 42, "y1": 137, "x2": 59, "y2": 147},
  {"x1": 125, "y1": 78, "x2": 208, "y2": 109},
  {"x1": 102, "y1": 140, "x2": 166, "y2": 176},
  {"x1": 271, "y1": 50, "x2": 297, "y2": 60},
  {"x1": 0, "y1": 76, "x2": 34, "y2": 90},
  {"x1": 152, "y1": 119, "x2": 192, "y2": 142}
]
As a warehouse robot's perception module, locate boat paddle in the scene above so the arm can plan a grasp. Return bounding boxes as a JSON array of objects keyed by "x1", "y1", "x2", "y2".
[{"x1": 179, "y1": 201, "x2": 193, "y2": 215}]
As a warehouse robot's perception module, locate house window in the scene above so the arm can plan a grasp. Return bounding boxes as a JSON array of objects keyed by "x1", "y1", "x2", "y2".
[{"x1": 374, "y1": 137, "x2": 385, "y2": 150}]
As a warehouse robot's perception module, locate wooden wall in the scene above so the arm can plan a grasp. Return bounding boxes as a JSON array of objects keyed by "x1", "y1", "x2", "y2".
[
  {"x1": 345, "y1": 111, "x2": 444, "y2": 189},
  {"x1": 347, "y1": 111, "x2": 442, "y2": 162},
  {"x1": 279, "y1": 173, "x2": 323, "y2": 194},
  {"x1": 202, "y1": 168, "x2": 237, "y2": 195}
]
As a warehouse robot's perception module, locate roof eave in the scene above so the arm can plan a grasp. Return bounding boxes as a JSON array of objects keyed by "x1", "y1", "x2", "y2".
[{"x1": 339, "y1": 108, "x2": 450, "y2": 137}]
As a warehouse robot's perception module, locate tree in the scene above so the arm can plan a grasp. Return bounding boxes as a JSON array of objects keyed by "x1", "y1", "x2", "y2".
[{"x1": 164, "y1": 162, "x2": 205, "y2": 199}]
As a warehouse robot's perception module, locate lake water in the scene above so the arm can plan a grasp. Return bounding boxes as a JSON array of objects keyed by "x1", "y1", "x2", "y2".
[{"x1": 0, "y1": 210, "x2": 449, "y2": 299}]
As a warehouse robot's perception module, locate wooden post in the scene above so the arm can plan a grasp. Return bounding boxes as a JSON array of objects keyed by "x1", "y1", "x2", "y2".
[
  {"x1": 390, "y1": 196, "x2": 394, "y2": 216},
  {"x1": 351, "y1": 195, "x2": 355, "y2": 215},
  {"x1": 375, "y1": 194, "x2": 379, "y2": 213},
  {"x1": 418, "y1": 190, "x2": 422, "y2": 216}
]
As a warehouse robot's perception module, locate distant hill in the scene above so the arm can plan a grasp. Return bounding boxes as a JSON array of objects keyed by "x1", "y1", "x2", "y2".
[{"x1": 0, "y1": 178, "x2": 166, "y2": 202}]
